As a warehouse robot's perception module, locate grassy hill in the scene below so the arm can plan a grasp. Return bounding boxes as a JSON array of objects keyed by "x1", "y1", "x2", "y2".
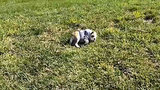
[{"x1": 0, "y1": 0, "x2": 160, "y2": 89}]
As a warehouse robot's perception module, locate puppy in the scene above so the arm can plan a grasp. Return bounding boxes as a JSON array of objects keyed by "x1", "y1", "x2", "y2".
[{"x1": 70, "y1": 29, "x2": 97, "y2": 47}]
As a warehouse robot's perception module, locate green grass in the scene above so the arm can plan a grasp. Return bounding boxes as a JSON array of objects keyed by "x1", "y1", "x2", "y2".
[{"x1": 0, "y1": 0, "x2": 160, "y2": 89}]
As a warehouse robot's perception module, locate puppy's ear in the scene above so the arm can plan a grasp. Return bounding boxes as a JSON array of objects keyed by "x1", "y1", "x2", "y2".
[{"x1": 91, "y1": 32, "x2": 94, "y2": 34}]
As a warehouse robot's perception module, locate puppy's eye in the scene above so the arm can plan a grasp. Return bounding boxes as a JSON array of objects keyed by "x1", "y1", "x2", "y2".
[{"x1": 91, "y1": 35, "x2": 94, "y2": 37}]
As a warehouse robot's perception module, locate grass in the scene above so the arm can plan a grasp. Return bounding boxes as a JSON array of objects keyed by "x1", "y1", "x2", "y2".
[{"x1": 0, "y1": 0, "x2": 160, "y2": 89}]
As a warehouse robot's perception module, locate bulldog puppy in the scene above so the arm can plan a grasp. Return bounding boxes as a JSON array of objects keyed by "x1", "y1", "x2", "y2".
[{"x1": 70, "y1": 29, "x2": 97, "y2": 47}]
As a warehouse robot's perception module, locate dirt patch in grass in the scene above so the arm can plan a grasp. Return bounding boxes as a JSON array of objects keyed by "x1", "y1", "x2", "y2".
[
  {"x1": 143, "y1": 10, "x2": 159, "y2": 23},
  {"x1": 113, "y1": 61, "x2": 134, "y2": 78}
]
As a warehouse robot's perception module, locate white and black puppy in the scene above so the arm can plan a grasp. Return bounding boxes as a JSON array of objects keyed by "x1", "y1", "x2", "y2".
[{"x1": 70, "y1": 29, "x2": 97, "y2": 47}]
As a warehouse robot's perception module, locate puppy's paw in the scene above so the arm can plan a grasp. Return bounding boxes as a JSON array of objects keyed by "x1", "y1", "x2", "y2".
[
  {"x1": 75, "y1": 44, "x2": 80, "y2": 48},
  {"x1": 84, "y1": 39, "x2": 89, "y2": 45}
]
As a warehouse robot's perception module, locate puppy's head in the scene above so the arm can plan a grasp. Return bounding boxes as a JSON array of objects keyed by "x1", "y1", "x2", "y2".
[{"x1": 90, "y1": 31, "x2": 97, "y2": 42}]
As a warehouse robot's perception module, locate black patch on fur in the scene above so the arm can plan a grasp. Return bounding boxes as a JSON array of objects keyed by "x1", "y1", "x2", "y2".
[
  {"x1": 84, "y1": 31, "x2": 89, "y2": 36},
  {"x1": 71, "y1": 38, "x2": 77, "y2": 46},
  {"x1": 78, "y1": 40, "x2": 85, "y2": 44}
]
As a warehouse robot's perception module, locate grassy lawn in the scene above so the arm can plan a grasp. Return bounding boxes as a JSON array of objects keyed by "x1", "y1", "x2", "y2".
[{"x1": 0, "y1": 0, "x2": 160, "y2": 89}]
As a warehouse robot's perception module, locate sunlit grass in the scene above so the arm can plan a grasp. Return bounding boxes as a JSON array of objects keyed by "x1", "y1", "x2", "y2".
[{"x1": 0, "y1": 0, "x2": 160, "y2": 89}]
